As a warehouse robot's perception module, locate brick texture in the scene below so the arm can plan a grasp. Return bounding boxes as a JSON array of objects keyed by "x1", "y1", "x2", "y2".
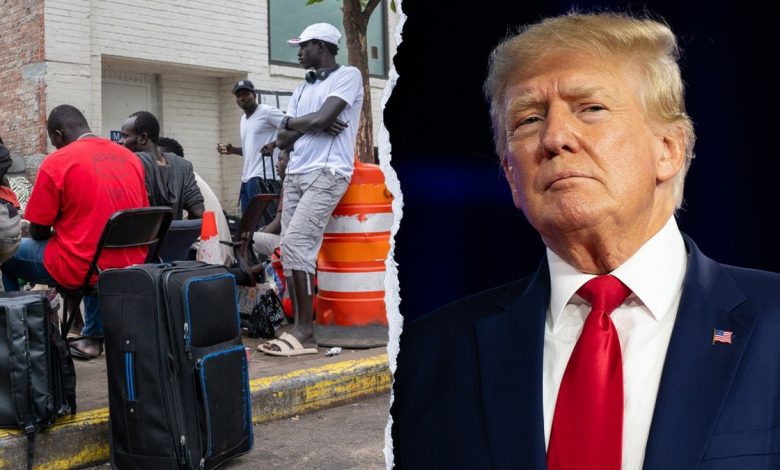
[{"x1": 0, "y1": 0, "x2": 47, "y2": 155}]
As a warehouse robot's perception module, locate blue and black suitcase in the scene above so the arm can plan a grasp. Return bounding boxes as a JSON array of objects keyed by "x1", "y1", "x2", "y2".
[{"x1": 99, "y1": 261, "x2": 252, "y2": 470}]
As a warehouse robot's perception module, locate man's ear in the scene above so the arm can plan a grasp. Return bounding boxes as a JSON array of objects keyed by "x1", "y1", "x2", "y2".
[
  {"x1": 138, "y1": 132, "x2": 149, "y2": 146},
  {"x1": 656, "y1": 124, "x2": 687, "y2": 184},
  {"x1": 49, "y1": 130, "x2": 63, "y2": 148}
]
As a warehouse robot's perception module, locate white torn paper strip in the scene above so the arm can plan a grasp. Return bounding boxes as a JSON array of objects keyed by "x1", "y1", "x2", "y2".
[{"x1": 382, "y1": 2, "x2": 407, "y2": 468}]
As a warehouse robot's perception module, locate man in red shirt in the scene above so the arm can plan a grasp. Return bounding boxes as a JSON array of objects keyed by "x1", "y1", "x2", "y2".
[{"x1": 1, "y1": 104, "x2": 148, "y2": 359}]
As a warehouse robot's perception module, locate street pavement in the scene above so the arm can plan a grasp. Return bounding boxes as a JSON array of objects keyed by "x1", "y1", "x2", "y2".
[{"x1": 84, "y1": 393, "x2": 391, "y2": 470}]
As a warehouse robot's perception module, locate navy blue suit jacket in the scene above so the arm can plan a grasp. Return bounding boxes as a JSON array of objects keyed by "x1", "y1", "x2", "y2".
[{"x1": 391, "y1": 236, "x2": 780, "y2": 469}]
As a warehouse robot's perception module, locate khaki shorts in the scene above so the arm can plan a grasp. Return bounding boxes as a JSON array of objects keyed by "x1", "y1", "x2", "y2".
[
  {"x1": 252, "y1": 232, "x2": 281, "y2": 258},
  {"x1": 280, "y1": 168, "x2": 349, "y2": 276}
]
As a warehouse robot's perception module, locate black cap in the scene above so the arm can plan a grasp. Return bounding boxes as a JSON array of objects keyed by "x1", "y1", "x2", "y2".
[{"x1": 232, "y1": 80, "x2": 256, "y2": 95}]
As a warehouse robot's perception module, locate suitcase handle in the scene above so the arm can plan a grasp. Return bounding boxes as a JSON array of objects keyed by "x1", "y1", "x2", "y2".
[{"x1": 261, "y1": 152, "x2": 276, "y2": 181}]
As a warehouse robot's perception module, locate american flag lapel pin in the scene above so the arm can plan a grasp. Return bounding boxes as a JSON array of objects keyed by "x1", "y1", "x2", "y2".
[{"x1": 712, "y1": 329, "x2": 733, "y2": 345}]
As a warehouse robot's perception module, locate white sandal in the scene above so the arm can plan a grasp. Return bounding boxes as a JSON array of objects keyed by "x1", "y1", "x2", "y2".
[{"x1": 258, "y1": 332, "x2": 318, "y2": 356}]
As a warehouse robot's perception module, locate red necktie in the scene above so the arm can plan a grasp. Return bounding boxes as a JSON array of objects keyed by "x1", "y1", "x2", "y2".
[{"x1": 547, "y1": 275, "x2": 632, "y2": 470}]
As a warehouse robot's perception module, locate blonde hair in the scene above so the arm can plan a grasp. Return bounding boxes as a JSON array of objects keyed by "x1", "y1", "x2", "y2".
[{"x1": 484, "y1": 12, "x2": 695, "y2": 209}]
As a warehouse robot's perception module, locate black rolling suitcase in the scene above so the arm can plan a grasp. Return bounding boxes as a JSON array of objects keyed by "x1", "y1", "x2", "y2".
[{"x1": 99, "y1": 261, "x2": 253, "y2": 470}]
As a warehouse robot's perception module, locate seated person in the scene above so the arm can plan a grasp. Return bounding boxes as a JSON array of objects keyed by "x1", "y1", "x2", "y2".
[
  {"x1": 0, "y1": 136, "x2": 22, "y2": 264},
  {"x1": 120, "y1": 111, "x2": 204, "y2": 220},
  {"x1": 1, "y1": 105, "x2": 148, "y2": 359},
  {"x1": 158, "y1": 136, "x2": 234, "y2": 265},
  {"x1": 252, "y1": 149, "x2": 288, "y2": 257}
]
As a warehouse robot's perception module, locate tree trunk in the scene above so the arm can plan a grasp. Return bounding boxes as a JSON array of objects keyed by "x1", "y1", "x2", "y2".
[{"x1": 342, "y1": 0, "x2": 375, "y2": 163}]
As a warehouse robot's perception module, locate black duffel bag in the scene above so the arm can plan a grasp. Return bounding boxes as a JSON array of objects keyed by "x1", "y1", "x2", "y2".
[{"x1": 0, "y1": 292, "x2": 77, "y2": 470}]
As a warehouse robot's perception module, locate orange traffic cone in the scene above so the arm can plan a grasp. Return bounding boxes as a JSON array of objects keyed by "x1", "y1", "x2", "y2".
[{"x1": 196, "y1": 211, "x2": 221, "y2": 264}]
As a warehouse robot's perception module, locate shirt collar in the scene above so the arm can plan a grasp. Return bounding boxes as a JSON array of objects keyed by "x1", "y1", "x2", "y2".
[
  {"x1": 76, "y1": 132, "x2": 97, "y2": 141},
  {"x1": 547, "y1": 216, "x2": 687, "y2": 329}
]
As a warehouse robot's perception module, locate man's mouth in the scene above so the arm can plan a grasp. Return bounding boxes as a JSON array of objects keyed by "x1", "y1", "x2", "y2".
[{"x1": 546, "y1": 171, "x2": 591, "y2": 189}]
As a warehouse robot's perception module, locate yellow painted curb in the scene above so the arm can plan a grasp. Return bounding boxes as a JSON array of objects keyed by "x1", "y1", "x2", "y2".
[
  {"x1": 251, "y1": 353, "x2": 391, "y2": 423},
  {"x1": 0, "y1": 409, "x2": 110, "y2": 470},
  {"x1": 0, "y1": 354, "x2": 390, "y2": 469}
]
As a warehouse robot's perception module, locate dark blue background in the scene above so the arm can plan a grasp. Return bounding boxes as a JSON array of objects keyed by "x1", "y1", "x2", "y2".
[{"x1": 385, "y1": 1, "x2": 780, "y2": 321}]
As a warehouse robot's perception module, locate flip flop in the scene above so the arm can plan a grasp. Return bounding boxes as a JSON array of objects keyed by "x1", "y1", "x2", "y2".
[{"x1": 258, "y1": 332, "x2": 318, "y2": 356}]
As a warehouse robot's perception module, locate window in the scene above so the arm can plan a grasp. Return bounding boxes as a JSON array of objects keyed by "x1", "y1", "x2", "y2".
[
  {"x1": 268, "y1": 0, "x2": 388, "y2": 77},
  {"x1": 258, "y1": 90, "x2": 294, "y2": 113}
]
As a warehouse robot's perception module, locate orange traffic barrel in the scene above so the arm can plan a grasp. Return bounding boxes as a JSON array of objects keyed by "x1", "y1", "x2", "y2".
[{"x1": 316, "y1": 159, "x2": 393, "y2": 327}]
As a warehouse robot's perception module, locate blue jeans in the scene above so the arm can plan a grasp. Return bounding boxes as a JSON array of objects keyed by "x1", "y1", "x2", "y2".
[
  {"x1": 239, "y1": 176, "x2": 263, "y2": 214},
  {"x1": 1, "y1": 238, "x2": 103, "y2": 336}
]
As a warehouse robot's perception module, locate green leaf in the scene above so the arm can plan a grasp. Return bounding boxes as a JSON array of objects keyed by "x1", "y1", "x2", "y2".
[
  {"x1": 305, "y1": 0, "x2": 324, "y2": 5},
  {"x1": 390, "y1": 0, "x2": 396, "y2": 13}
]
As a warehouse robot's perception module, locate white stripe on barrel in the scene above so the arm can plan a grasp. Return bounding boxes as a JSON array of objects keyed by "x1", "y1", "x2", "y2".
[
  {"x1": 318, "y1": 271, "x2": 386, "y2": 292},
  {"x1": 325, "y1": 213, "x2": 394, "y2": 234}
]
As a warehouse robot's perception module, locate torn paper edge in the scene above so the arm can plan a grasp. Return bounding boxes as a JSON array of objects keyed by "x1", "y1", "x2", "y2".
[{"x1": 381, "y1": 1, "x2": 406, "y2": 468}]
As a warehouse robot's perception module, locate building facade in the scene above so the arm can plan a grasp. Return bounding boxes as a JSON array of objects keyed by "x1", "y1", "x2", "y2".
[{"x1": 1, "y1": 0, "x2": 398, "y2": 212}]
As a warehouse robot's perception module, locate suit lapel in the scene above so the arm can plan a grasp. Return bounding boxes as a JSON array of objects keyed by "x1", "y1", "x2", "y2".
[
  {"x1": 643, "y1": 236, "x2": 755, "y2": 470},
  {"x1": 475, "y1": 260, "x2": 549, "y2": 470}
]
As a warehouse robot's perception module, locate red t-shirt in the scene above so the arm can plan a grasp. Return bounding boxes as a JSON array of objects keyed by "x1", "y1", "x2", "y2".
[{"x1": 24, "y1": 137, "x2": 149, "y2": 289}]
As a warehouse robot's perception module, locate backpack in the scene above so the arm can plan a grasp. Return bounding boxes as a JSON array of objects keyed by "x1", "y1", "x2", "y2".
[
  {"x1": 240, "y1": 289, "x2": 285, "y2": 338},
  {"x1": 0, "y1": 292, "x2": 77, "y2": 470},
  {"x1": 0, "y1": 199, "x2": 21, "y2": 263}
]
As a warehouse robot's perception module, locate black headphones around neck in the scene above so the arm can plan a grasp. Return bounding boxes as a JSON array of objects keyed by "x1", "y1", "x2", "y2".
[{"x1": 305, "y1": 65, "x2": 341, "y2": 84}]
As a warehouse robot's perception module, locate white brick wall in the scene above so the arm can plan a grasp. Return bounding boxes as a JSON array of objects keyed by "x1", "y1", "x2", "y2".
[
  {"x1": 159, "y1": 73, "x2": 223, "y2": 198},
  {"x1": 90, "y1": 0, "x2": 266, "y2": 71},
  {"x1": 219, "y1": 77, "x2": 245, "y2": 212},
  {"x1": 44, "y1": 0, "x2": 91, "y2": 65},
  {"x1": 43, "y1": 62, "x2": 92, "y2": 116},
  {"x1": 42, "y1": 0, "x2": 398, "y2": 207},
  {"x1": 43, "y1": 0, "x2": 92, "y2": 154}
]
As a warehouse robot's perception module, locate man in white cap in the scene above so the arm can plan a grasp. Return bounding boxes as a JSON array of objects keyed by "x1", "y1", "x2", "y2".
[{"x1": 258, "y1": 22, "x2": 363, "y2": 356}]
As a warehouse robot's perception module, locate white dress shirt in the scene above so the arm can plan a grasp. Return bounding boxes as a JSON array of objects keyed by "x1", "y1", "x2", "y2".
[{"x1": 543, "y1": 216, "x2": 687, "y2": 470}]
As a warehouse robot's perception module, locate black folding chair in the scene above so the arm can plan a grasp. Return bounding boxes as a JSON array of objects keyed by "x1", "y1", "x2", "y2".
[
  {"x1": 232, "y1": 194, "x2": 277, "y2": 287},
  {"x1": 158, "y1": 218, "x2": 202, "y2": 262},
  {"x1": 59, "y1": 206, "x2": 173, "y2": 340}
]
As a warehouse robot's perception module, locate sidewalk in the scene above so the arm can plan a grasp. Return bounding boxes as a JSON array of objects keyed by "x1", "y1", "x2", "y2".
[{"x1": 0, "y1": 333, "x2": 391, "y2": 470}]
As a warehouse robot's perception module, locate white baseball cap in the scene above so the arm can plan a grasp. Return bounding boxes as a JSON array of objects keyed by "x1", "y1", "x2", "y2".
[{"x1": 287, "y1": 23, "x2": 341, "y2": 47}]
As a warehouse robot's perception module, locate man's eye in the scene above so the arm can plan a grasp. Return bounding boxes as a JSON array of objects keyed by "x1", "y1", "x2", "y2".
[
  {"x1": 583, "y1": 105, "x2": 606, "y2": 112},
  {"x1": 518, "y1": 116, "x2": 542, "y2": 126}
]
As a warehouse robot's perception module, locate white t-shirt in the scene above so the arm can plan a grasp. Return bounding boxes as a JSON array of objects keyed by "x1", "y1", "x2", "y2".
[
  {"x1": 285, "y1": 65, "x2": 363, "y2": 179},
  {"x1": 239, "y1": 104, "x2": 284, "y2": 182}
]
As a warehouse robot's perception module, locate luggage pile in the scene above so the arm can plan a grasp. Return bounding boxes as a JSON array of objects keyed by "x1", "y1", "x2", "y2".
[{"x1": 1, "y1": 260, "x2": 253, "y2": 469}]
